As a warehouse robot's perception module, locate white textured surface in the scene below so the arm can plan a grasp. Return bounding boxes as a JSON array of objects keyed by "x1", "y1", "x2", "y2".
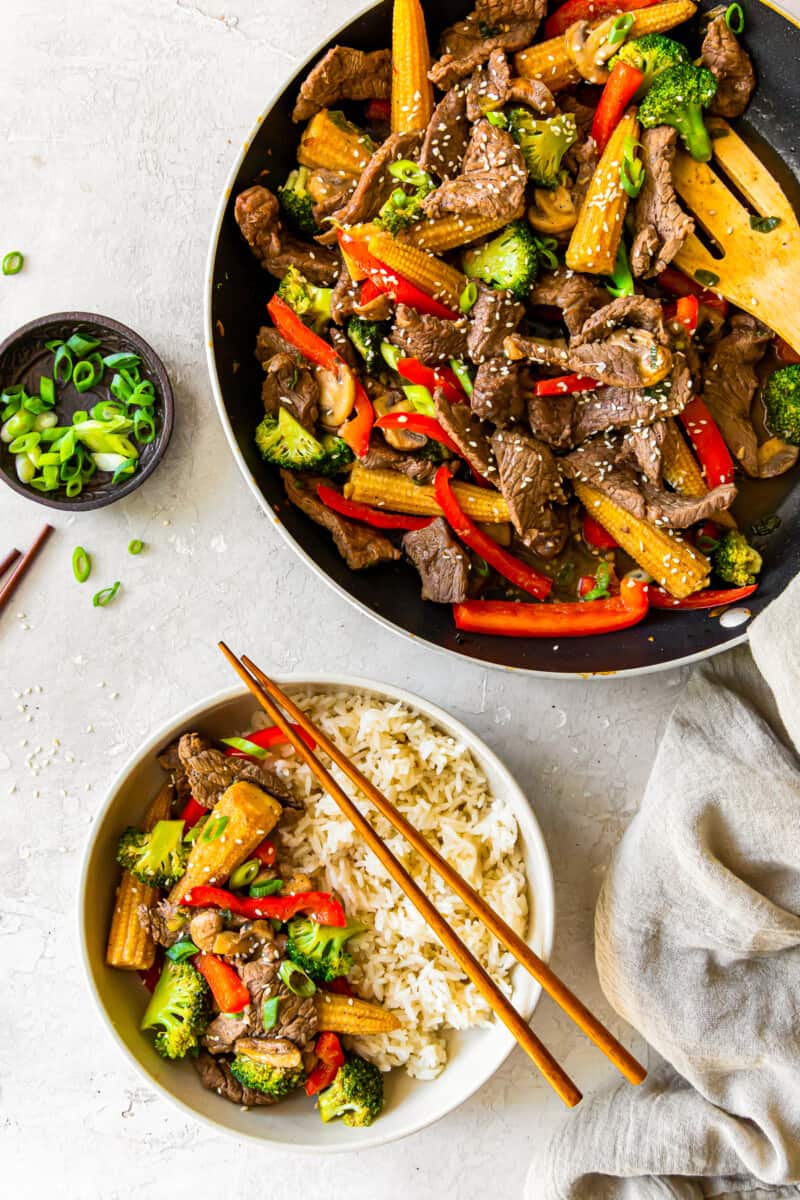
[{"x1": 1, "y1": 2, "x2": 700, "y2": 1195}]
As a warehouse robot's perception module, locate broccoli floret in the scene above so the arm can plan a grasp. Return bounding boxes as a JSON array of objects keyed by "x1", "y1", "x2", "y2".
[
  {"x1": 277, "y1": 166, "x2": 318, "y2": 238},
  {"x1": 712, "y1": 530, "x2": 763, "y2": 587},
  {"x1": 286, "y1": 915, "x2": 366, "y2": 982},
  {"x1": 140, "y1": 959, "x2": 209, "y2": 1060},
  {"x1": 638, "y1": 63, "x2": 718, "y2": 162},
  {"x1": 763, "y1": 364, "x2": 800, "y2": 444},
  {"x1": 276, "y1": 265, "x2": 333, "y2": 332},
  {"x1": 462, "y1": 220, "x2": 539, "y2": 301},
  {"x1": 230, "y1": 1056, "x2": 305, "y2": 1098},
  {"x1": 609, "y1": 34, "x2": 690, "y2": 99},
  {"x1": 507, "y1": 110, "x2": 577, "y2": 188},
  {"x1": 318, "y1": 1055, "x2": 384, "y2": 1127},
  {"x1": 347, "y1": 316, "x2": 390, "y2": 374},
  {"x1": 116, "y1": 820, "x2": 189, "y2": 888},
  {"x1": 255, "y1": 406, "x2": 352, "y2": 474}
]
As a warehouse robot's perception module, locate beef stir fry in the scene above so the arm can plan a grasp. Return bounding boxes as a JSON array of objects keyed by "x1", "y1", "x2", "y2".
[
  {"x1": 234, "y1": 0, "x2": 800, "y2": 638},
  {"x1": 106, "y1": 727, "x2": 399, "y2": 1127}
]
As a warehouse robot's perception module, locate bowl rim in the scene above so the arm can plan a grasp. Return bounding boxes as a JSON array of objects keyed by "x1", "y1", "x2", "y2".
[
  {"x1": 0, "y1": 309, "x2": 174, "y2": 511},
  {"x1": 77, "y1": 674, "x2": 556, "y2": 1153}
]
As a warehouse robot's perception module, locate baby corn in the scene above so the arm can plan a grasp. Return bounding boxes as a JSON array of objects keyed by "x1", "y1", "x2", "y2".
[
  {"x1": 403, "y1": 211, "x2": 513, "y2": 253},
  {"x1": 298, "y1": 109, "x2": 375, "y2": 174},
  {"x1": 315, "y1": 991, "x2": 401, "y2": 1034},
  {"x1": 574, "y1": 480, "x2": 711, "y2": 598},
  {"x1": 367, "y1": 230, "x2": 467, "y2": 310},
  {"x1": 514, "y1": 0, "x2": 698, "y2": 90},
  {"x1": 391, "y1": 0, "x2": 434, "y2": 134},
  {"x1": 169, "y1": 780, "x2": 283, "y2": 904},
  {"x1": 662, "y1": 420, "x2": 736, "y2": 528},
  {"x1": 566, "y1": 109, "x2": 639, "y2": 275},
  {"x1": 106, "y1": 783, "x2": 173, "y2": 971},
  {"x1": 346, "y1": 463, "x2": 510, "y2": 522}
]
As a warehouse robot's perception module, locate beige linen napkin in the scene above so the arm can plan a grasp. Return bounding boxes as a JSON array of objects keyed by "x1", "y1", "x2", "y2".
[{"x1": 526, "y1": 575, "x2": 800, "y2": 1199}]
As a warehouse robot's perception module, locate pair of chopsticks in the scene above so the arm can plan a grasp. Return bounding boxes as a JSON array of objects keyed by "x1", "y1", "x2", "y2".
[
  {"x1": 220, "y1": 644, "x2": 647, "y2": 1109},
  {"x1": 0, "y1": 524, "x2": 53, "y2": 615}
]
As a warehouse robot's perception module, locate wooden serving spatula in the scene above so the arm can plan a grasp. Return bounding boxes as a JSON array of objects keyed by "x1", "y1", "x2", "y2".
[{"x1": 672, "y1": 118, "x2": 800, "y2": 354}]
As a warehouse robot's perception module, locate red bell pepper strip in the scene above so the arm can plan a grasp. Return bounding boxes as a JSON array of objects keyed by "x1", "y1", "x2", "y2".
[
  {"x1": 648, "y1": 584, "x2": 757, "y2": 610},
  {"x1": 678, "y1": 396, "x2": 735, "y2": 486},
  {"x1": 340, "y1": 381, "x2": 374, "y2": 460},
  {"x1": 591, "y1": 62, "x2": 644, "y2": 153},
  {"x1": 359, "y1": 277, "x2": 383, "y2": 305},
  {"x1": 434, "y1": 466, "x2": 553, "y2": 600},
  {"x1": 365, "y1": 98, "x2": 391, "y2": 122},
  {"x1": 577, "y1": 575, "x2": 596, "y2": 598},
  {"x1": 375, "y1": 412, "x2": 462, "y2": 456},
  {"x1": 693, "y1": 520, "x2": 720, "y2": 553},
  {"x1": 316, "y1": 482, "x2": 434, "y2": 530},
  {"x1": 305, "y1": 1032, "x2": 345, "y2": 1095},
  {"x1": 656, "y1": 267, "x2": 728, "y2": 315},
  {"x1": 253, "y1": 839, "x2": 277, "y2": 866},
  {"x1": 452, "y1": 577, "x2": 649, "y2": 637},
  {"x1": 305, "y1": 1060, "x2": 338, "y2": 1096},
  {"x1": 535, "y1": 373, "x2": 598, "y2": 397},
  {"x1": 179, "y1": 796, "x2": 207, "y2": 829},
  {"x1": 193, "y1": 952, "x2": 251, "y2": 1013},
  {"x1": 139, "y1": 950, "x2": 164, "y2": 994},
  {"x1": 324, "y1": 976, "x2": 354, "y2": 996},
  {"x1": 397, "y1": 357, "x2": 466, "y2": 405},
  {"x1": 182, "y1": 885, "x2": 347, "y2": 928},
  {"x1": 544, "y1": 0, "x2": 659, "y2": 38},
  {"x1": 665, "y1": 294, "x2": 699, "y2": 334},
  {"x1": 223, "y1": 724, "x2": 317, "y2": 757},
  {"x1": 266, "y1": 294, "x2": 341, "y2": 373},
  {"x1": 583, "y1": 512, "x2": 618, "y2": 549},
  {"x1": 773, "y1": 336, "x2": 800, "y2": 365},
  {"x1": 337, "y1": 230, "x2": 459, "y2": 321}
]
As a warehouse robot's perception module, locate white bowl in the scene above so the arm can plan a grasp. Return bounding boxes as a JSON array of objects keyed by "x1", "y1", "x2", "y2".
[{"x1": 78, "y1": 676, "x2": 555, "y2": 1152}]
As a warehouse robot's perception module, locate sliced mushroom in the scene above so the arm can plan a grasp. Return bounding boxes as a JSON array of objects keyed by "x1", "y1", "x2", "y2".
[
  {"x1": 283, "y1": 872, "x2": 313, "y2": 895},
  {"x1": 757, "y1": 436, "x2": 799, "y2": 477},
  {"x1": 373, "y1": 392, "x2": 427, "y2": 451},
  {"x1": 235, "y1": 1037, "x2": 303, "y2": 1070},
  {"x1": 564, "y1": 15, "x2": 621, "y2": 85},
  {"x1": 477, "y1": 521, "x2": 512, "y2": 547},
  {"x1": 316, "y1": 362, "x2": 356, "y2": 430},
  {"x1": 213, "y1": 928, "x2": 260, "y2": 960},
  {"x1": 605, "y1": 330, "x2": 672, "y2": 387},
  {"x1": 528, "y1": 185, "x2": 578, "y2": 237},
  {"x1": 507, "y1": 77, "x2": 556, "y2": 114},
  {"x1": 189, "y1": 911, "x2": 224, "y2": 952}
]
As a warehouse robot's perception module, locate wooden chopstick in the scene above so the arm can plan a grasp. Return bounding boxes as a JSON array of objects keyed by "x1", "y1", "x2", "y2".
[
  {"x1": 0, "y1": 549, "x2": 22, "y2": 580},
  {"x1": 0, "y1": 525, "x2": 53, "y2": 615},
  {"x1": 219, "y1": 642, "x2": 583, "y2": 1109},
  {"x1": 243, "y1": 656, "x2": 646, "y2": 1090}
]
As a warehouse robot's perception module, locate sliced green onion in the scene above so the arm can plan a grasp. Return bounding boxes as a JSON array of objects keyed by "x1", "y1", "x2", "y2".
[
  {"x1": 387, "y1": 159, "x2": 433, "y2": 189},
  {"x1": 380, "y1": 340, "x2": 402, "y2": 372},
  {"x1": 2, "y1": 399, "x2": 21, "y2": 421},
  {"x1": 90, "y1": 400, "x2": 126, "y2": 422},
  {"x1": 109, "y1": 372, "x2": 133, "y2": 404},
  {"x1": 38, "y1": 451, "x2": 60, "y2": 466},
  {"x1": 229, "y1": 859, "x2": 260, "y2": 890},
  {"x1": 278, "y1": 959, "x2": 316, "y2": 998},
  {"x1": 15, "y1": 455, "x2": 36, "y2": 484},
  {"x1": 111, "y1": 459, "x2": 138, "y2": 485},
  {"x1": 103, "y1": 351, "x2": 141, "y2": 370},
  {"x1": 532, "y1": 235, "x2": 560, "y2": 271},
  {"x1": 2, "y1": 251, "x2": 24, "y2": 276},
  {"x1": 183, "y1": 816, "x2": 208, "y2": 845},
  {"x1": 128, "y1": 538, "x2": 144, "y2": 555},
  {"x1": 165, "y1": 939, "x2": 200, "y2": 963},
  {"x1": 750, "y1": 215, "x2": 781, "y2": 233},
  {"x1": 33, "y1": 411, "x2": 58, "y2": 432},
  {"x1": 41, "y1": 464, "x2": 59, "y2": 487},
  {"x1": 72, "y1": 410, "x2": 88, "y2": 426},
  {"x1": 485, "y1": 110, "x2": 508, "y2": 128},
  {"x1": 60, "y1": 452, "x2": 85, "y2": 482},
  {"x1": 44, "y1": 339, "x2": 63, "y2": 352},
  {"x1": 2, "y1": 409, "x2": 35, "y2": 441},
  {"x1": 607, "y1": 12, "x2": 634, "y2": 43},
  {"x1": 694, "y1": 268, "x2": 720, "y2": 287},
  {"x1": 403, "y1": 384, "x2": 436, "y2": 415},
  {"x1": 92, "y1": 581, "x2": 121, "y2": 607},
  {"x1": 261, "y1": 996, "x2": 281, "y2": 1030},
  {"x1": 582, "y1": 559, "x2": 611, "y2": 601},
  {"x1": 39, "y1": 376, "x2": 55, "y2": 407},
  {"x1": 449, "y1": 358, "x2": 474, "y2": 397},
  {"x1": 65, "y1": 332, "x2": 101, "y2": 359},
  {"x1": 30, "y1": 474, "x2": 59, "y2": 492},
  {"x1": 605, "y1": 238, "x2": 635, "y2": 298},
  {"x1": 725, "y1": 2, "x2": 744, "y2": 32},
  {"x1": 53, "y1": 345, "x2": 73, "y2": 385},
  {"x1": 22, "y1": 394, "x2": 52, "y2": 415},
  {"x1": 620, "y1": 136, "x2": 645, "y2": 198},
  {"x1": 65, "y1": 478, "x2": 83, "y2": 498},
  {"x1": 472, "y1": 556, "x2": 490, "y2": 577},
  {"x1": 249, "y1": 878, "x2": 284, "y2": 898},
  {"x1": 72, "y1": 360, "x2": 99, "y2": 393},
  {"x1": 220, "y1": 735, "x2": 268, "y2": 758},
  {"x1": 9, "y1": 432, "x2": 40, "y2": 454},
  {"x1": 72, "y1": 546, "x2": 92, "y2": 583},
  {"x1": 130, "y1": 379, "x2": 155, "y2": 407},
  {"x1": 59, "y1": 428, "x2": 77, "y2": 462},
  {"x1": 133, "y1": 407, "x2": 156, "y2": 444},
  {"x1": 201, "y1": 814, "x2": 229, "y2": 842},
  {"x1": 459, "y1": 281, "x2": 478, "y2": 313}
]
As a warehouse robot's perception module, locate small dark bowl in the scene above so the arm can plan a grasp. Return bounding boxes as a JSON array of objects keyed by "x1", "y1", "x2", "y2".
[{"x1": 0, "y1": 311, "x2": 174, "y2": 511}]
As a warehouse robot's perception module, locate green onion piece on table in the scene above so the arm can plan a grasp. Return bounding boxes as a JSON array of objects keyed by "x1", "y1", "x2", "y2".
[
  {"x1": 72, "y1": 546, "x2": 92, "y2": 583},
  {"x1": 92, "y1": 581, "x2": 121, "y2": 607},
  {"x1": 128, "y1": 539, "x2": 144, "y2": 555},
  {"x1": 2, "y1": 252, "x2": 24, "y2": 276}
]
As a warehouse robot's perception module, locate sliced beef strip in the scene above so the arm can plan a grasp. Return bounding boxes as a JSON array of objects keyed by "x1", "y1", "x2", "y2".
[
  {"x1": 630, "y1": 127, "x2": 695, "y2": 279},
  {"x1": 390, "y1": 304, "x2": 469, "y2": 363},
  {"x1": 701, "y1": 315, "x2": 771, "y2": 476},
  {"x1": 472, "y1": 358, "x2": 526, "y2": 426},
  {"x1": 529, "y1": 269, "x2": 607, "y2": 338},
  {"x1": 330, "y1": 265, "x2": 361, "y2": 325},
  {"x1": 421, "y1": 119, "x2": 527, "y2": 222},
  {"x1": 526, "y1": 392, "x2": 575, "y2": 449},
  {"x1": 291, "y1": 46, "x2": 391, "y2": 122},
  {"x1": 194, "y1": 1051, "x2": 275, "y2": 1106},
  {"x1": 177, "y1": 732, "x2": 293, "y2": 809},
  {"x1": 281, "y1": 470, "x2": 401, "y2": 570},
  {"x1": 642, "y1": 481, "x2": 738, "y2": 529},
  {"x1": 261, "y1": 353, "x2": 320, "y2": 431},
  {"x1": 329, "y1": 325, "x2": 359, "y2": 372},
  {"x1": 321, "y1": 131, "x2": 424, "y2": 238},
  {"x1": 403, "y1": 518, "x2": 470, "y2": 603},
  {"x1": 420, "y1": 85, "x2": 471, "y2": 181},
  {"x1": 202, "y1": 1012, "x2": 251, "y2": 1055},
  {"x1": 137, "y1": 899, "x2": 188, "y2": 949},
  {"x1": 567, "y1": 136, "x2": 598, "y2": 212},
  {"x1": 434, "y1": 391, "x2": 499, "y2": 482},
  {"x1": 354, "y1": 289, "x2": 394, "y2": 322},
  {"x1": 234, "y1": 186, "x2": 338, "y2": 285},
  {"x1": 155, "y1": 745, "x2": 188, "y2": 807},
  {"x1": 308, "y1": 167, "x2": 358, "y2": 225},
  {"x1": 240, "y1": 959, "x2": 319, "y2": 1048},
  {"x1": 619, "y1": 421, "x2": 666, "y2": 486},
  {"x1": 491, "y1": 428, "x2": 564, "y2": 542},
  {"x1": 467, "y1": 284, "x2": 525, "y2": 363},
  {"x1": 430, "y1": 0, "x2": 546, "y2": 90},
  {"x1": 465, "y1": 49, "x2": 554, "y2": 122},
  {"x1": 255, "y1": 325, "x2": 303, "y2": 367},
  {"x1": 360, "y1": 436, "x2": 440, "y2": 484},
  {"x1": 701, "y1": 12, "x2": 755, "y2": 118}
]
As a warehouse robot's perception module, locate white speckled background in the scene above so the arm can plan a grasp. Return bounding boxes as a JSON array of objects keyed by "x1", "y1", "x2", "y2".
[{"x1": 4, "y1": 0, "x2": 786, "y2": 1195}]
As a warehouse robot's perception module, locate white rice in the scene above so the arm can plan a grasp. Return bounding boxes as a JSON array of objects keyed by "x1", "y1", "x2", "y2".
[{"x1": 247, "y1": 690, "x2": 529, "y2": 1080}]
